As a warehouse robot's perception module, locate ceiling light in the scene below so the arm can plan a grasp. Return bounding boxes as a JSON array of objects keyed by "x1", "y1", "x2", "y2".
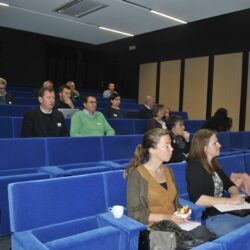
[
  {"x1": 99, "y1": 27, "x2": 134, "y2": 37},
  {"x1": 150, "y1": 10, "x2": 187, "y2": 24},
  {"x1": 0, "y1": 2, "x2": 10, "y2": 7}
]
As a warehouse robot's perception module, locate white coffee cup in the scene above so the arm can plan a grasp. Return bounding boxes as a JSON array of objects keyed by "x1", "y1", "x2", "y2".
[{"x1": 108, "y1": 205, "x2": 124, "y2": 218}]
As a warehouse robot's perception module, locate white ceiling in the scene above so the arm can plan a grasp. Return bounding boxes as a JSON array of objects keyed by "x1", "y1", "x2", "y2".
[{"x1": 0, "y1": 0, "x2": 250, "y2": 45}]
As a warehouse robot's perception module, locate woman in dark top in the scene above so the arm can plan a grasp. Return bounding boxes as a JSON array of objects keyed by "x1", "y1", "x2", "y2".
[
  {"x1": 105, "y1": 93, "x2": 124, "y2": 118},
  {"x1": 202, "y1": 108, "x2": 232, "y2": 132},
  {"x1": 166, "y1": 115, "x2": 190, "y2": 163},
  {"x1": 146, "y1": 104, "x2": 167, "y2": 131},
  {"x1": 186, "y1": 129, "x2": 250, "y2": 237}
]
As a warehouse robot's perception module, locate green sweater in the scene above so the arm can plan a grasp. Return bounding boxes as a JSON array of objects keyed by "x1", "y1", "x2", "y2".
[{"x1": 70, "y1": 110, "x2": 115, "y2": 137}]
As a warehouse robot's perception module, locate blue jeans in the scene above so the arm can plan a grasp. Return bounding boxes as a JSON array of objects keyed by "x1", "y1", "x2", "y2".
[{"x1": 205, "y1": 213, "x2": 250, "y2": 237}]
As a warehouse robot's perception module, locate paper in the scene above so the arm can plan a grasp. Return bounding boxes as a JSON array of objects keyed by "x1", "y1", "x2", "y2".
[
  {"x1": 179, "y1": 221, "x2": 201, "y2": 231},
  {"x1": 213, "y1": 201, "x2": 250, "y2": 212}
]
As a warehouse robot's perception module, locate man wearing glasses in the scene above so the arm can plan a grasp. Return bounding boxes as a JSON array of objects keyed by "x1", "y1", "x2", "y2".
[
  {"x1": 70, "y1": 95, "x2": 115, "y2": 136},
  {"x1": 0, "y1": 77, "x2": 13, "y2": 104}
]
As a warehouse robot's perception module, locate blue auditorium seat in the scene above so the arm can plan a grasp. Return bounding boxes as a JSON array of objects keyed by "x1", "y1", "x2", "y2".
[
  {"x1": 0, "y1": 173, "x2": 50, "y2": 236},
  {"x1": 184, "y1": 120, "x2": 205, "y2": 133},
  {"x1": 0, "y1": 104, "x2": 35, "y2": 116},
  {"x1": 230, "y1": 131, "x2": 250, "y2": 151},
  {"x1": 12, "y1": 117, "x2": 23, "y2": 138},
  {"x1": 45, "y1": 136, "x2": 103, "y2": 166},
  {"x1": 0, "y1": 138, "x2": 46, "y2": 171},
  {"x1": 133, "y1": 119, "x2": 147, "y2": 134},
  {"x1": 108, "y1": 119, "x2": 134, "y2": 135},
  {"x1": 0, "y1": 116, "x2": 13, "y2": 138},
  {"x1": 167, "y1": 161, "x2": 188, "y2": 199},
  {"x1": 101, "y1": 134, "x2": 143, "y2": 163},
  {"x1": 217, "y1": 132, "x2": 244, "y2": 156},
  {"x1": 8, "y1": 173, "x2": 146, "y2": 250},
  {"x1": 244, "y1": 153, "x2": 250, "y2": 174},
  {"x1": 218, "y1": 154, "x2": 246, "y2": 177}
]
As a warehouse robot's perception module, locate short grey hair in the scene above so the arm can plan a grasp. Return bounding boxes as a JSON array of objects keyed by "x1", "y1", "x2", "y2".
[
  {"x1": 145, "y1": 95, "x2": 155, "y2": 104},
  {"x1": 0, "y1": 77, "x2": 7, "y2": 86}
]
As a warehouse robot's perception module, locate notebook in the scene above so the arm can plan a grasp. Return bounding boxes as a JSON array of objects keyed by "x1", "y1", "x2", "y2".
[{"x1": 58, "y1": 108, "x2": 79, "y2": 119}]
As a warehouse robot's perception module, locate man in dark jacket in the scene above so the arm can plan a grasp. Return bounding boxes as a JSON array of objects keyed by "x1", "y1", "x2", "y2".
[
  {"x1": 0, "y1": 77, "x2": 13, "y2": 104},
  {"x1": 21, "y1": 87, "x2": 69, "y2": 137},
  {"x1": 138, "y1": 95, "x2": 155, "y2": 119}
]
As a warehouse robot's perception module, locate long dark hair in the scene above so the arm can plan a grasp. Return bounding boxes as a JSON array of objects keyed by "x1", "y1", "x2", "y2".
[
  {"x1": 187, "y1": 129, "x2": 220, "y2": 174},
  {"x1": 124, "y1": 128, "x2": 169, "y2": 178}
]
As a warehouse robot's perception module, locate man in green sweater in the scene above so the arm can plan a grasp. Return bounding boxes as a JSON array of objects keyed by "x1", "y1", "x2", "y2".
[{"x1": 70, "y1": 95, "x2": 115, "y2": 136}]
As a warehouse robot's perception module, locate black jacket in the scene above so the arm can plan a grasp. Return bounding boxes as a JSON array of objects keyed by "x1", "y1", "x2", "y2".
[{"x1": 21, "y1": 108, "x2": 69, "y2": 137}]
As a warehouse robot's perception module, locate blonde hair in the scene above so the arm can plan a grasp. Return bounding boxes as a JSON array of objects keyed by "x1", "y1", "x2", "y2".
[{"x1": 124, "y1": 128, "x2": 169, "y2": 178}]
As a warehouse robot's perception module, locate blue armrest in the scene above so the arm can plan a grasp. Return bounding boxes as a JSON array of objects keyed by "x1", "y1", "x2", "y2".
[{"x1": 98, "y1": 213, "x2": 146, "y2": 250}]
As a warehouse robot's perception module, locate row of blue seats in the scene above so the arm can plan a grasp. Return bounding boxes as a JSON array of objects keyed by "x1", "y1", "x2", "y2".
[
  {"x1": 0, "y1": 135, "x2": 143, "y2": 235},
  {"x1": 8, "y1": 170, "x2": 204, "y2": 250},
  {"x1": 1, "y1": 131, "x2": 248, "y2": 235},
  {"x1": 0, "y1": 116, "x2": 199, "y2": 138},
  {"x1": 0, "y1": 104, "x2": 189, "y2": 118},
  {"x1": 11, "y1": 97, "x2": 141, "y2": 108},
  {"x1": 8, "y1": 158, "x2": 250, "y2": 250}
]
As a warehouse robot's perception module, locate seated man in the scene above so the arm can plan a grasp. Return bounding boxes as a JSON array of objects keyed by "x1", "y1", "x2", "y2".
[
  {"x1": 139, "y1": 95, "x2": 155, "y2": 119},
  {"x1": 0, "y1": 77, "x2": 13, "y2": 104},
  {"x1": 70, "y1": 95, "x2": 115, "y2": 136},
  {"x1": 21, "y1": 87, "x2": 69, "y2": 137},
  {"x1": 103, "y1": 82, "x2": 118, "y2": 98},
  {"x1": 54, "y1": 84, "x2": 75, "y2": 109}
]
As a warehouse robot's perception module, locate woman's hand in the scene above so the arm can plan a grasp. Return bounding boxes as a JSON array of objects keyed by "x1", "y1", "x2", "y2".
[
  {"x1": 227, "y1": 194, "x2": 245, "y2": 205},
  {"x1": 169, "y1": 213, "x2": 188, "y2": 224}
]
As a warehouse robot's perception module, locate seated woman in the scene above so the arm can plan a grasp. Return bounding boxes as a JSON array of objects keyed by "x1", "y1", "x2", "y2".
[
  {"x1": 202, "y1": 108, "x2": 232, "y2": 132},
  {"x1": 146, "y1": 104, "x2": 167, "y2": 131},
  {"x1": 125, "y1": 128, "x2": 187, "y2": 226},
  {"x1": 104, "y1": 93, "x2": 124, "y2": 119},
  {"x1": 166, "y1": 115, "x2": 190, "y2": 163},
  {"x1": 186, "y1": 129, "x2": 250, "y2": 237}
]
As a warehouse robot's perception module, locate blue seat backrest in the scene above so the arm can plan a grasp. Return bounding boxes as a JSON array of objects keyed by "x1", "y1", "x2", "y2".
[
  {"x1": 218, "y1": 154, "x2": 246, "y2": 177},
  {"x1": 12, "y1": 117, "x2": 23, "y2": 138},
  {"x1": 0, "y1": 117, "x2": 13, "y2": 138},
  {"x1": 244, "y1": 153, "x2": 250, "y2": 174},
  {"x1": 217, "y1": 132, "x2": 231, "y2": 151},
  {"x1": 103, "y1": 170, "x2": 127, "y2": 209},
  {"x1": 14, "y1": 97, "x2": 39, "y2": 105},
  {"x1": 184, "y1": 120, "x2": 206, "y2": 133},
  {"x1": 0, "y1": 105, "x2": 34, "y2": 117},
  {"x1": 46, "y1": 137, "x2": 103, "y2": 166},
  {"x1": 8, "y1": 173, "x2": 107, "y2": 232},
  {"x1": 133, "y1": 119, "x2": 147, "y2": 134},
  {"x1": 107, "y1": 119, "x2": 134, "y2": 135},
  {"x1": 167, "y1": 162, "x2": 187, "y2": 195},
  {"x1": 102, "y1": 135, "x2": 143, "y2": 161},
  {"x1": 230, "y1": 131, "x2": 250, "y2": 149},
  {"x1": 0, "y1": 138, "x2": 46, "y2": 170}
]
